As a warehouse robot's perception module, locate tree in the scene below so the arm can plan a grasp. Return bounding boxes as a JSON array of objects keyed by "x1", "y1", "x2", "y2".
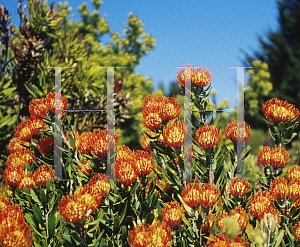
[
  {"x1": 244, "y1": 0, "x2": 300, "y2": 116},
  {"x1": 0, "y1": 0, "x2": 156, "y2": 172}
]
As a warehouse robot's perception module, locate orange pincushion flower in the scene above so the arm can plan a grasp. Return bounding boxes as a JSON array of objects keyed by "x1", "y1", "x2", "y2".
[
  {"x1": 201, "y1": 211, "x2": 215, "y2": 233},
  {"x1": 37, "y1": 135, "x2": 54, "y2": 156},
  {"x1": 195, "y1": 125, "x2": 221, "y2": 150},
  {"x1": 77, "y1": 131, "x2": 93, "y2": 154},
  {"x1": 129, "y1": 220, "x2": 171, "y2": 247},
  {"x1": 269, "y1": 177, "x2": 289, "y2": 201},
  {"x1": 199, "y1": 183, "x2": 221, "y2": 208},
  {"x1": 262, "y1": 98, "x2": 299, "y2": 123},
  {"x1": 6, "y1": 149, "x2": 35, "y2": 169},
  {"x1": 159, "y1": 96, "x2": 182, "y2": 121},
  {"x1": 58, "y1": 187, "x2": 100, "y2": 225},
  {"x1": 182, "y1": 182, "x2": 202, "y2": 208},
  {"x1": 217, "y1": 210, "x2": 229, "y2": 232},
  {"x1": 288, "y1": 179, "x2": 300, "y2": 200},
  {"x1": 18, "y1": 172, "x2": 35, "y2": 191},
  {"x1": 230, "y1": 206, "x2": 249, "y2": 231},
  {"x1": 90, "y1": 129, "x2": 118, "y2": 158},
  {"x1": 29, "y1": 98, "x2": 48, "y2": 119},
  {"x1": 270, "y1": 146, "x2": 289, "y2": 168},
  {"x1": 294, "y1": 221, "x2": 300, "y2": 241},
  {"x1": 129, "y1": 224, "x2": 149, "y2": 247},
  {"x1": 142, "y1": 112, "x2": 163, "y2": 130},
  {"x1": 44, "y1": 92, "x2": 68, "y2": 114},
  {"x1": 4, "y1": 167, "x2": 24, "y2": 187},
  {"x1": 259, "y1": 206, "x2": 281, "y2": 225},
  {"x1": 141, "y1": 94, "x2": 161, "y2": 113},
  {"x1": 135, "y1": 150, "x2": 155, "y2": 177},
  {"x1": 287, "y1": 165, "x2": 300, "y2": 181},
  {"x1": 163, "y1": 120, "x2": 186, "y2": 148},
  {"x1": 161, "y1": 201, "x2": 184, "y2": 226},
  {"x1": 191, "y1": 66, "x2": 213, "y2": 88},
  {"x1": 248, "y1": 191, "x2": 273, "y2": 219},
  {"x1": 230, "y1": 176, "x2": 249, "y2": 198},
  {"x1": 177, "y1": 65, "x2": 192, "y2": 87},
  {"x1": 14, "y1": 118, "x2": 47, "y2": 142},
  {"x1": 0, "y1": 204, "x2": 34, "y2": 247},
  {"x1": 258, "y1": 146, "x2": 272, "y2": 166},
  {"x1": 148, "y1": 220, "x2": 171, "y2": 246},
  {"x1": 87, "y1": 173, "x2": 110, "y2": 198},
  {"x1": 115, "y1": 146, "x2": 138, "y2": 185},
  {"x1": 225, "y1": 120, "x2": 251, "y2": 143},
  {"x1": 33, "y1": 165, "x2": 54, "y2": 186},
  {"x1": 207, "y1": 233, "x2": 249, "y2": 247},
  {"x1": 8, "y1": 138, "x2": 29, "y2": 154}
]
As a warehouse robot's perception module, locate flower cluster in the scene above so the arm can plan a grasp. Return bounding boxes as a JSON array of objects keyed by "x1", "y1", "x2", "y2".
[
  {"x1": 0, "y1": 202, "x2": 34, "y2": 247},
  {"x1": 141, "y1": 94, "x2": 182, "y2": 130},
  {"x1": 129, "y1": 219, "x2": 171, "y2": 247},
  {"x1": 262, "y1": 98, "x2": 299, "y2": 124},
  {"x1": 177, "y1": 65, "x2": 213, "y2": 88},
  {"x1": 225, "y1": 120, "x2": 251, "y2": 143},
  {"x1": 195, "y1": 125, "x2": 222, "y2": 150},
  {"x1": 258, "y1": 146, "x2": 290, "y2": 168},
  {"x1": 161, "y1": 201, "x2": 185, "y2": 226},
  {"x1": 182, "y1": 182, "x2": 221, "y2": 209}
]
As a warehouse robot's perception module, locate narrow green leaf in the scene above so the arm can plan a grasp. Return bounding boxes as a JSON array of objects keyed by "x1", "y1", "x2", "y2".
[
  {"x1": 48, "y1": 215, "x2": 56, "y2": 239},
  {"x1": 33, "y1": 205, "x2": 44, "y2": 227}
]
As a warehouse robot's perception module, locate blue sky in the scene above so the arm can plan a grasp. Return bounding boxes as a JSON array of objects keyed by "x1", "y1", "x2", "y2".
[{"x1": 5, "y1": 0, "x2": 279, "y2": 107}]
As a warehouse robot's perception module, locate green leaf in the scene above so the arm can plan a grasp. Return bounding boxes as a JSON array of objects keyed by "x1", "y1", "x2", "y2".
[
  {"x1": 40, "y1": 188, "x2": 47, "y2": 208},
  {"x1": 33, "y1": 205, "x2": 44, "y2": 227},
  {"x1": 67, "y1": 133, "x2": 76, "y2": 150},
  {"x1": 31, "y1": 189, "x2": 41, "y2": 204},
  {"x1": 48, "y1": 214, "x2": 56, "y2": 239},
  {"x1": 113, "y1": 216, "x2": 120, "y2": 234}
]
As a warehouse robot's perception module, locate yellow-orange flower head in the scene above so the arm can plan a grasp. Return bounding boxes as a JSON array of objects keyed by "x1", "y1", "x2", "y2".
[
  {"x1": 248, "y1": 191, "x2": 273, "y2": 219},
  {"x1": 230, "y1": 176, "x2": 249, "y2": 198},
  {"x1": 163, "y1": 120, "x2": 186, "y2": 148},
  {"x1": 230, "y1": 206, "x2": 249, "y2": 231},
  {"x1": 44, "y1": 92, "x2": 68, "y2": 114},
  {"x1": 287, "y1": 165, "x2": 300, "y2": 181},
  {"x1": 259, "y1": 206, "x2": 281, "y2": 225},
  {"x1": 191, "y1": 66, "x2": 213, "y2": 87},
  {"x1": 262, "y1": 98, "x2": 299, "y2": 123},
  {"x1": 18, "y1": 172, "x2": 36, "y2": 191},
  {"x1": 0, "y1": 204, "x2": 34, "y2": 247},
  {"x1": 271, "y1": 146, "x2": 290, "y2": 168},
  {"x1": 77, "y1": 131, "x2": 93, "y2": 154},
  {"x1": 258, "y1": 146, "x2": 272, "y2": 166},
  {"x1": 58, "y1": 187, "x2": 100, "y2": 225},
  {"x1": 161, "y1": 201, "x2": 184, "y2": 226},
  {"x1": 6, "y1": 149, "x2": 35, "y2": 170},
  {"x1": 294, "y1": 221, "x2": 300, "y2": 241},
  {"x1": 182, "y1": 182, "x2": 202, "y2": 208},
  {"x1": 135, "y1": 150, "x2": 155, "y2": 177},
  {"x1": 142, "y1": 112, "x2": 163, "y2": 130},
  {"x1": 288, "y1": 179, "x2": 300, "y2": 200},
  {"x1": 29, "y1": 98, "x2": 48, "y2": 119},
  {"x1": 159, "y1": 96, "x2": 182, "y2": 121},
  {"x1": 226, "y1": 120, "x2": 251, "y2": 143},
  {"x1": 199, "y1": 183, "x2": 221, "y2": 208},
  {"x1": 129, "y1": 220, "x2": 171, "y2": 247},
  {"x1": 14, "y1": 118, "x2": 47, "y2": 142},
  {"x1": 195, "y1": 125, "x2": 221, "y2": 150},
  {"x1": 8, "y1": 138, "x2": 30, "y2": 154},
  {"x1": 115, "y1": 146, "x2": 138, "y2": 185},
  {"x1": 4, "y1": 167, "x2": 24, "y2": 187},
  {"x1": 207, "y1": 233, "x2": 249, "y2": 247},
  {"x1": 33, "y1": 165, "x2": 54, "y2": 187},
  {"x1": 177, "y1": 64, "x2": 192, "y2": 87},
  {"x1": 269, "y1": 177, "x2": 289, "y2": 201}
]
